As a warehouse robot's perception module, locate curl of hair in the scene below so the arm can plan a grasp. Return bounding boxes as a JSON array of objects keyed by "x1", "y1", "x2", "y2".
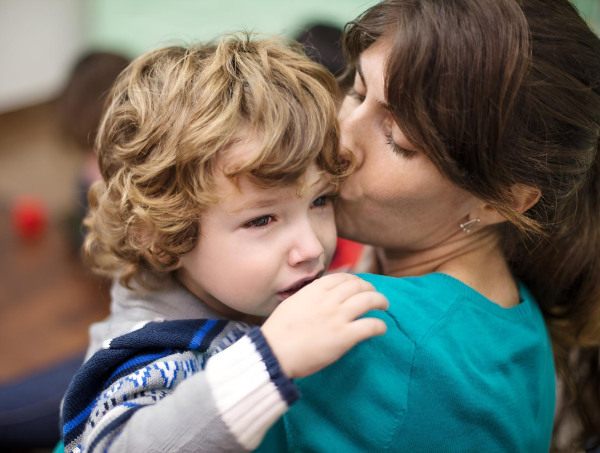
[{"x1": 83, "y1": 33, "x2": 349, "y2": 291}]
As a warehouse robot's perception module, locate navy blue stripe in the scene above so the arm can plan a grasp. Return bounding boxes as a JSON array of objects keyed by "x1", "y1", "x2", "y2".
[
  {"x1": 62, "y1": 318, "x2": 236, "y2": 447},
  {"x1": 63, "y1": 319, "x2": 206, "y2": 428},
  {"x1": 88, "y1": 405, "x2": 144, "y2": 453},
  {"x1": 63, "y1": 398, "x2": 98, "y2": 437},
  {"x1": 109, "y1": 320, "x2": 207, "y2": 350},
  {"x1": 62, "y1": 349, "x2": 133, "y2": 445},
  {"x1": 247, "y1": 327, "x2": 301, "y2": 406},
  {"x1": 62, "y1": 348, "x2": 175, "y2": 445},
  {"x1": 197, "y1": 319, "x2": 229, "y2": 352},
  {"x1": 188, "y1": 319, "x2": 214, "y2": 349}
]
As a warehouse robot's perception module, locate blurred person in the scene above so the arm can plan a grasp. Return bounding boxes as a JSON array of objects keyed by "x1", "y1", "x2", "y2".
[
  {"x1": 0, "y1": 51, "x2": 128, "y2": 451},
  {"x1": 58, "y1": 52, "x2": 129, "y2": 249},
  {"x1": 295, "y1": 23, "x2": 345, "y2": 76},
  {"x1": 61, "y1": 34, "x2": 387, "y2": 452},
  {"x1": 0, "y1": 355, "x2": 84, "y2": 449}
]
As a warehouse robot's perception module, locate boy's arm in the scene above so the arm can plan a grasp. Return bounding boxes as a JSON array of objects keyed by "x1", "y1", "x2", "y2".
[
  {"x1": 256, "y1": 309, "x2": 415, "y2": 452},
  {"x1": 63, "y1": 328, "x2": 296, "y2": 453},
  {"x1": 63, "y1": 273, "x2": 388, "y2": 453}
]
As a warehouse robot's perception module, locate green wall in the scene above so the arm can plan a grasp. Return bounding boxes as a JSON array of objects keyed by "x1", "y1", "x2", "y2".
[
  {"x1": 84, "y1": 0, "x2": 600, "y2": 59},
  {"x1": 575, "y1": 0, "x2": 600, "y2": 33},
  {"x1": 83, "y1": 0, "x2": 379, "y2": 58}
]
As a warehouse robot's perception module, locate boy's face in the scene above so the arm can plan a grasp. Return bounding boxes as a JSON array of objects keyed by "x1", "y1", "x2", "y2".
[{"x1": 177, "y1": 138, "x2": 337, "y2": 321}]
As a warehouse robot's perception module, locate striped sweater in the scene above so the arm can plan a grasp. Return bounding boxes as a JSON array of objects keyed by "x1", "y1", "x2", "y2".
[{"x1": 60, "y1": 280, "x2": 299, "y2": 453}]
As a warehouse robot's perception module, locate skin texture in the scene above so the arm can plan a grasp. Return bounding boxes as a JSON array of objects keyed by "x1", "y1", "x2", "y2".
[
  {"x1": 176, "y1": 134, "x2": 389, "y2": 378},
  {"x1": 176, "y1": 136, "x2": 338, "y2": 322},
  {"x1": 335, "y1": 37, "x2": 532, "y2": 308},
  {"x1": 261, "y1": 272, "x2": 389, "y2": 378},
  {"x1": 336, "y1": 38, "x2": 481, "y2": 253}
]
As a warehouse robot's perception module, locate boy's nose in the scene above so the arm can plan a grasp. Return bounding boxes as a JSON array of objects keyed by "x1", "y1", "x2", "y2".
[{"x1": 288, "y1": 226, "x2": 325, "y2": 267}]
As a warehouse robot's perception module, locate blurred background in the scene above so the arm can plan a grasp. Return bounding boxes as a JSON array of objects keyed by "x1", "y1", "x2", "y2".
[
  {"x1": 0, "y1": 1, "x2": 377, "y2": 450},
  {"x1": 0, "y1": 0, "x2": 598, "y2": 451}
]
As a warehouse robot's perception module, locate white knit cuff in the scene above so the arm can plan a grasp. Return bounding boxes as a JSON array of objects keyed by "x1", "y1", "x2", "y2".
[{"x1": 204, "y1": 327, "x2": 300, "y2": 450}]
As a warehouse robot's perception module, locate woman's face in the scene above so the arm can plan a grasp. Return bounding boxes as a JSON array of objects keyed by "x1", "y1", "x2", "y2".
[{"x1": 336, "y1": 38, "x2": 481, "y2": 252}]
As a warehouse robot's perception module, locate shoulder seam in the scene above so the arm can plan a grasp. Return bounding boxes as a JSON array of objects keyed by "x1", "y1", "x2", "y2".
[
  {"x1": 417, "y1": 295, "x2": 465, "y2": 347},
  {"x1": 385, "y1": 295, "x2": 463, "y2": 450},
  {"x1": 381, "y1": 310, "x2": 417, "y2": 346},
  {"x1": 383, "y1": 333, "x2": 415, "y2": 451}
]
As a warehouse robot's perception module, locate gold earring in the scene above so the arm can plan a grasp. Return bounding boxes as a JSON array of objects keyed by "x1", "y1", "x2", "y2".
[{"x1": 460, "y1": 218, "x2": 480, "y2": 233}]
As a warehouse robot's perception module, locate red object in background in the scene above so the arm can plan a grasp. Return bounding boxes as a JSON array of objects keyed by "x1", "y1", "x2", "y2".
[
  {"x1": 328, "y1": 238, "x2": 364, "y2": 272},
  {"x1": 11, "y1": 197, "x2": 48, "y2": 240}
]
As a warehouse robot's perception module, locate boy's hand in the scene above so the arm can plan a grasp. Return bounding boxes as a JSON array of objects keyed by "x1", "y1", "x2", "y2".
[{"x1": 261, "y1": 273, "x2": 388, "y2": 379}]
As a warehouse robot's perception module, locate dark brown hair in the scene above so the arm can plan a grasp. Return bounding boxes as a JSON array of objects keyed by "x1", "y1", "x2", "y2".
[
  {"x1": 59, "y1": 52, "x2": 130, "y2": 149},
  {"x1": 343, "y1": 0, "x2": 600, "y2": 449}
]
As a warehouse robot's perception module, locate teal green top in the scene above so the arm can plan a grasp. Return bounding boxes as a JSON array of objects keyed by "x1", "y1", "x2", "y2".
[{"x1": 257, "y1": 273, "x2": 555, "y2": 452}]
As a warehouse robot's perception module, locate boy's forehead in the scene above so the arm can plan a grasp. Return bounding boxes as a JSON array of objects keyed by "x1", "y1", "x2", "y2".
[
  {"x1": 219, "y1": 132, "x2": 263, "y2": 174},
  {"x1": 214, "y1": 164, "x2": 327, "y2": 215},
  {"x1": 214, "y1": 132, "x2": 331, "y2": 212}
]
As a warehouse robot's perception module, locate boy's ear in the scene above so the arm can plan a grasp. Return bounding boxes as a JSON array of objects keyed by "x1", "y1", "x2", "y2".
[
  {"x1": 135, "y1": 225, "x2": 182, "y2": 269},
  {"x1": 142, "y1": 245, "x2": 182, "y2": 269},
  {"x1": 476, "y1": 184, "x2": 541, "y2": 226},
  {"x1": 172, "y1": 254, "x2": 183, "y2": 269}
]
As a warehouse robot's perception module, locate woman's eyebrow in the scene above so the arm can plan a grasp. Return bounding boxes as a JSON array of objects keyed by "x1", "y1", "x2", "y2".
[
  {"x1": 356, "y1": 58, "x2": 393, "y2": 113},
  {"x1": 356, "y1": 59, "x2": 367, "y2": 87}
]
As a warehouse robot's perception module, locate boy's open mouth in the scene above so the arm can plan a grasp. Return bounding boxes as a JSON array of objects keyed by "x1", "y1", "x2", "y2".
[{"x1": 277, "y1": 273, "x2": 322, "y2": 300}]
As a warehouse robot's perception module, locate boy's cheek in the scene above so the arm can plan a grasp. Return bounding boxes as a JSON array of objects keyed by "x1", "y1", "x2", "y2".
[{"x1": 323, "y1": 222, "x2": 339, "y2": 267}]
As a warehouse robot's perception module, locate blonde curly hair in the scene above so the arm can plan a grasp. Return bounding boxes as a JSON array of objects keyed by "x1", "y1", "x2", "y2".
[{"x1": 83, "y1": 33, "x2": 349, "y2": 290}]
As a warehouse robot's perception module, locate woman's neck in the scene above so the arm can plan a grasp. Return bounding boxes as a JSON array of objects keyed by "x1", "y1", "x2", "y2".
[
  {"x1": 376, "y1": 228, "x2": 520, "y2": 308},
  {"x1": 376, "y1": 228, "x2": 497, "y2": 277}
]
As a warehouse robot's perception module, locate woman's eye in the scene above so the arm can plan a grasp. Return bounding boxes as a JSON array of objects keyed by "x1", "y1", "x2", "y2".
[
  {"x1": 348, "y1": 87, "x2": 366, "y2": 103},
  {"x1": 386, "y1": 132, "x2": 417, "y2": 159},
  {"x1": 243, "y1": 215, "x2": 274, "y2": 228}
]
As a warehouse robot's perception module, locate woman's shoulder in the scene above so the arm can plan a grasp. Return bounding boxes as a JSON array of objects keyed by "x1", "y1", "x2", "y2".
[
  {"x1": 356, "y1": 272, "x2": 466, "y2": 344},
  {"x1": 272, "y1": 274, "x2": 555, "y2": 452}
]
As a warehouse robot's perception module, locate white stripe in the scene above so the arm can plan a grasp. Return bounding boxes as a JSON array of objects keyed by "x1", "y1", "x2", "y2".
[{"x1": 205, "y1": 335, "x2": 289, "y2": 450}]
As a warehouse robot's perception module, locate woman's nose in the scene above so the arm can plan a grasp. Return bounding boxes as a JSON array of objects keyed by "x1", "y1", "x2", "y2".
[
  {"x1": 288, "y1": 224, "x2": 325, "y2": 267},
  {"x1": 338, "y1": 101, "x2": 365, "y2": 169}
]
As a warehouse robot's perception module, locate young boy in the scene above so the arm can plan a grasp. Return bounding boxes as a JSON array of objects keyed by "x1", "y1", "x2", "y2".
[{"x1": 60, "y1": 34, "x2": 388, "y2": 453}]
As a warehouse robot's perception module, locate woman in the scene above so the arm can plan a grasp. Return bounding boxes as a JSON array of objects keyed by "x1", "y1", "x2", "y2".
[{"x1": 257, "y1": 0, "x2": 600, "y2": 451}]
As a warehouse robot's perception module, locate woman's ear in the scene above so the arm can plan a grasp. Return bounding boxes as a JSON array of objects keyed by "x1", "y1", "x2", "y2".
[
  {"x1": 510, "y1": 184, "x2": 541, "y2": 214},
  {"x1": 476, "y1": 184, "x2": 541, "y2": 226}
]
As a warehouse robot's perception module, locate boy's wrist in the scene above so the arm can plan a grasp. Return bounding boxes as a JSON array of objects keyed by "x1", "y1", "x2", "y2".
[
  {"x1": 204, "y1": 328, "x2": 300, "y2": 450},
  {"x1": 260, "y1": 321, "x2": 298, "y2": 379},
  {"x1": 248, "y1": 327, "x2": 300, "y2": 403}
]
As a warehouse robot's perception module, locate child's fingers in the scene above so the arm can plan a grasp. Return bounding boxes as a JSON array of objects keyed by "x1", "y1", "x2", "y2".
[
  {"x1": 313, "y1": 272, "x2": 358, "y2": 290},
  {"x1": 309, "y1": 272, "x2": 373, "y2": 291},
  {"x1": 341, "y1": 292, "x2": 389, "y2": 321},
  {"x1": 323, "y1": 277, "x2": 376, "y2": 304},
  {"x1": 345, "y1": 317, "x2": 388, "y2": 346}
]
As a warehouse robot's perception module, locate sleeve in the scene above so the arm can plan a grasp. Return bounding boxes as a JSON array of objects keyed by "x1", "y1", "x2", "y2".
[
  {"x1": 254, "y1": 310, "x2": 415, "y2": 453},
  {"x1": 67, "y1": 328, "x2": 299, "y2": 453}
]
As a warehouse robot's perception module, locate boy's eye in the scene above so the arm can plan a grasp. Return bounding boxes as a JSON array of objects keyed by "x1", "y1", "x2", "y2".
[
  {"x1": 243, "y1": 215, "x2": 274, "y2": 228},
  {"x1": 312, "y1": 196, "x2": 332, "y2": 208}
]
